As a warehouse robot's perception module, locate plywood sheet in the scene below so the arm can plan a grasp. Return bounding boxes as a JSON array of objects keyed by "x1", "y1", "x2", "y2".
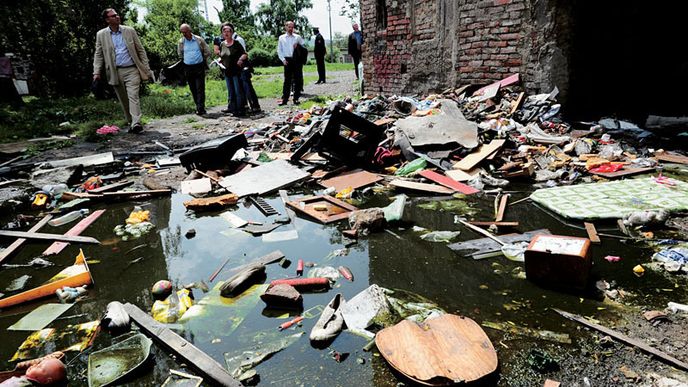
[
  {"x1": 376, "y1": 314, "x2": 498, "y2": 385},
  {"x1": 453, "y1": 140, "x2": 505, "y2": 171},
  {"x1": 319, "y1": 169, "x2": 382, "y2": 192},
  {"x1": 219, "y1": 160, "x2": 310, "y2": 197},
  {"x1": 389, "y1": 180, "x2": 454, "y2": 195},
  {"x1": 287, "y1": 195, "x2": 358, "y2": 224}
]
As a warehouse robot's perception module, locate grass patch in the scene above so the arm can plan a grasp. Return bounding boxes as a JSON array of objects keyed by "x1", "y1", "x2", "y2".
[{"x1": 254, "y1": 62, "x2": 352, "y2": 75}]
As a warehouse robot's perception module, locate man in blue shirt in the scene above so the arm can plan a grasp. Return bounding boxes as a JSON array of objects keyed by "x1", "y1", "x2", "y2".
[
  {"x1": 178, "y1": 24, "x2": 211, "y2": 115},
  {"x1": 347, "y1": 23, "x2": 363, "y2": 80}
]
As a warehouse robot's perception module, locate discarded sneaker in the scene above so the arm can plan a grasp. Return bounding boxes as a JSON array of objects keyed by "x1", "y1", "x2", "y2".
[{"x1": 310, "y1": 293, "x2": 344, "y2": 342}]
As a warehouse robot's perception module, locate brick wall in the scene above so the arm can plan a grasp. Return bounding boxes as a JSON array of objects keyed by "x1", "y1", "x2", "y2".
[{"x1": 361, "y1": 0, "x2": 568, "y2": 98}]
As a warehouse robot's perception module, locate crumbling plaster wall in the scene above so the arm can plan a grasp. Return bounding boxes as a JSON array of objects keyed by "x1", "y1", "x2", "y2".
[{"x1": 361, "y1": 0, "x2": 572, "y2": 101}]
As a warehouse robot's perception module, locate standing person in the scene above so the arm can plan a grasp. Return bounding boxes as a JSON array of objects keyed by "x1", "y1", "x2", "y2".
[
  {"x1": 213, "y1": 22, "x2": 258, "y2": 113},
  {"x1": 178, "y1": 24, "x2": 211, "y2": 116},
  {"x1": 277, "y1": 21, "x2": 304, "y2": 106},
  {"x1": 93, "y1": 8, "x2": 150, "y2": 134},
  {"x1": 347, "y1": 23, "x2": 363, "y2": 80},
  {"x1": 219, "y1": 24, "x2": 248, "y2": 117},
  {"x1": 313, "y1": 27, "x2": 326, "y2": 84}
]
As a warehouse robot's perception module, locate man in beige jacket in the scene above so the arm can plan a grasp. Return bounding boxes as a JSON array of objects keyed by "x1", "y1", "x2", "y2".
[{"x1": 93, "y1": 8, "x2": 150, "y2": 134}]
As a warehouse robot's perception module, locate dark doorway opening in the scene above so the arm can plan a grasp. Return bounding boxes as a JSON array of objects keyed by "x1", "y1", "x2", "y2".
[{"x1": 566, "y1": 1, "x2": 688, "y2": 123}]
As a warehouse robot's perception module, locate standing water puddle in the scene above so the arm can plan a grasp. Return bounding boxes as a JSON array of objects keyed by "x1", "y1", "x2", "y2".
[{"x1": 0, "y1": 186, "x2": 686, "y2": 385}]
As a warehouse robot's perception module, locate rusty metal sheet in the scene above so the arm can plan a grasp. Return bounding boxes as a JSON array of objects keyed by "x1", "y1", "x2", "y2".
[{"x1": 396, "y1": 100, "x2": 478, "y2": 148}]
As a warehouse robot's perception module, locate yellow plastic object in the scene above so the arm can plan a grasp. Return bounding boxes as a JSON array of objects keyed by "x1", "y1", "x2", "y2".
[
  {"x1": 633, "y1": 264, "x2": 645, "y2": 276},
  {"x1": 32, "y1": 193, "x2": 49, "y2": 208},
  {"x1": 151, "y1": 289, "x2": 193, "y2": 323},
  {"x1": 335, "y1": 187, "x2": 353, "y2": 199},
  {"x1": 126, "y1": 210, "x2": 150, "y2": 225}
]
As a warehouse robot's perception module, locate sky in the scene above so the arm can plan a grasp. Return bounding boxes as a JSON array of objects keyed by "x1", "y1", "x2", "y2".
[{"x1": 200, "y1": 0, "x2": 358, "y2": 39}]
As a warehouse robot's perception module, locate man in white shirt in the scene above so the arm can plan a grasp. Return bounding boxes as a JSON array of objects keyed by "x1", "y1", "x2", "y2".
[{"x1": 277, "y1": 21, "x2": 305, "y2": 105}]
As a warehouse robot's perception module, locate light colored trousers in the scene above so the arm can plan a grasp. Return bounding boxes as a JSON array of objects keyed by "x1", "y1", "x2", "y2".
[{"x1": 113, "y1": 66, "x2": 142, "y2": 126}]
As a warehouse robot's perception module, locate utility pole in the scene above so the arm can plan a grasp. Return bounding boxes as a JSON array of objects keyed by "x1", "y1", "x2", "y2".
[{"x1": 327, "y1": 0, "x2": 334, "y2": 63}]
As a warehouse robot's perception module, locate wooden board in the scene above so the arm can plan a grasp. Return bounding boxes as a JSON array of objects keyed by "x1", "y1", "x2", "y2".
[
  {"x1": 376, "y1": 314, "x2": 498, "y2": 385},
  {"x1": 0, "y1": 215, "x2": 52, "y2": 264},
  {"x1": 0, "y1": 230, "x2": 99, "y2": 244},
  {"x1": 319, "y1": 169, "x2": 382, "y2": 192},
  {"x1": 591, "y1": 167, "x2": 654, "y2": 179},
  {"x1": 445, "y1": 168, "x2": 481, "y2": 182},
  {"x1": 418, "y1": 170, "x2": 479, "y2": 195},
  {"x1": 495, "y1": 195, "x2": 509, "y2": 222},
  {"x1": 453, "y1": 140, "x2": 506, "y2": 171},
  {"x1": 123, "y1": 303, "x2": 242, "y2": 387},
  {"x1": 43, "y1": 210, "x2": 106, "y2": 256},
  {"x1": 287, "y1": 195, "x2": 358, "y2": 224},
  {"x1": 389, "y1": 180, "x2": 454, "y2": 195},
  {"x1": 655, "y1": 152, "x2": 688, "y2": 165},
  {"x1": 584, "y1": 222, "x2": 600, "y2": 244}
]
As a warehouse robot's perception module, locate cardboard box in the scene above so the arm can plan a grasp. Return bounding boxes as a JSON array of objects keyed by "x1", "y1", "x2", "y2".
[{"x1": 525, "y1": 234, "x2": 591, "y2": 290}]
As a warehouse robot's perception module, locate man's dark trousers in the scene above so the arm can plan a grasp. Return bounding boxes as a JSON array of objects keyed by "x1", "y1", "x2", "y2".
[
  {"x1": 316, "y1": 55, "x2": 326, "y2": 83},
  {"x1": 281, "y1": 58, "x2": 302, "y2": 102},
  {"x1": 185, "y1": 63, "x2": 206, "y2": 113},
  {"x1": 352, "y1": 54, "x2": 361, "y2": 80}
]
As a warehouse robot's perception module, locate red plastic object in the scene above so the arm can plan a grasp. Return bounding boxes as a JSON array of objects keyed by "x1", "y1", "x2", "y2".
[
  {"x1": 296, "y1": 259, "x2": 304, "y2": 276},
  {"x1": 418, "y1": 170, "x2": 479, "y2": 195}
]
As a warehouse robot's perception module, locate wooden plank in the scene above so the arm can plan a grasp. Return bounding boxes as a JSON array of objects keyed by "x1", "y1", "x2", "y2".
[
  {"x1": 468, "y1": 221, "x2": 519, "y2": 227},
  {"x1": 655, "y1": 152, "x2": 688, "y2": 165},
  {"x1": 0, "y1": 215, "x2": 52, "y2": 264},
  {"x1": 319, "y1": 169, "x2": 383, "y2": 192},
  {"x1": 495, "y1": 194, "x2": 509, "y2": 222},
  {"x1": 0, "y1": 230, "x2": 99, "y2": 244},
  {"x1": 418, "y1": 170, "x2": 479, "y2": 195},
  {"x1": 509, "y1": 92, "x2": 525, "y2": 116},
  {"x1": 43, "y1": 210, "x2": 106, "y2": 256},
  {"x1": 389, "y1": 180, "x2": 454, "y2": 195},
  {"x1": 617, "y1": 219, "x2": 629, "y2": 236},
  {"x1": 88, "y1": 180, "x2": 133, "y2": 193},
  {"x1": 286, "y1": 195, "x2": 358, "y2": 224},
  {"x1": 584, "y1": 222, "x2": 601, "y2": 244},
  {"x1": 453, "y1": 140, "x2": 506, "y2": 171},
  {"x1": 445, "y1": 167, "x2": 481, "y2": 182},
  {"x1": 180, "y1": 178, "x2": 212, "y2": 195},
  {"x1": 123, "y1": 303, "x2": 242, "y2": 387},
  {"x1": 553, "y1": 309, "x2": 688, "y2": 372}
]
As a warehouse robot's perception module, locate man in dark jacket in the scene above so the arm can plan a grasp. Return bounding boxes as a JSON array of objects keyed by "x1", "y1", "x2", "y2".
[
  {"x1": 347, "y1": 23, "x2": 363, "y2": 80},
  {"x1": 313, "y1": 27, "x2": 326, "y2": 84}
]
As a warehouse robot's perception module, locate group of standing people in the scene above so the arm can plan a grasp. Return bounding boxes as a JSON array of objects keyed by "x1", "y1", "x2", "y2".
[{"x1": 92, "y1": 8, "x2": 363, "y2": 134}]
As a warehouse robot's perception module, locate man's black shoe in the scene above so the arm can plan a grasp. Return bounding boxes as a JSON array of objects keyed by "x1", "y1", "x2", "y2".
[
  {"x1": 278, "y1": 101, "x2": 288, "y2": 106},
  {"x1": 129, "y1": 123, "x2": 143, "y2": 134},
  {"x1": 293, "y1": 99, "x2": 300, "y2": 105},
  {"x1": 221, "y1": 107, "x2": 232, "y2": 113},
  {"x1": 196, "y1": 110, "x2": 207, "y2": 116}
]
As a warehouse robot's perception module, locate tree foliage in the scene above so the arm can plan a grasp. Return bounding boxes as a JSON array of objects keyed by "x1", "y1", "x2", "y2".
[
  {"x1": 215, "y1": 0, "x2": 254, "y2": 36},
  {"x1": 339, "y1": 0, "x2": 360, "y2": 22},
  {"x1": 140, "y1": 0, "x2": 209, "y2": 69},
  {"x1": 255, "y1": 0, "x2": 313, "y2": 39},
  {"x1": 0, "y1": 0, "x2": 129, "y2": 97}
]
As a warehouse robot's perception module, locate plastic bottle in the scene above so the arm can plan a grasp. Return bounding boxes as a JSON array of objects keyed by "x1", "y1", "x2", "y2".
[{"x1": 48, "y1": 209, "x2": 89, "y2": 227}]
